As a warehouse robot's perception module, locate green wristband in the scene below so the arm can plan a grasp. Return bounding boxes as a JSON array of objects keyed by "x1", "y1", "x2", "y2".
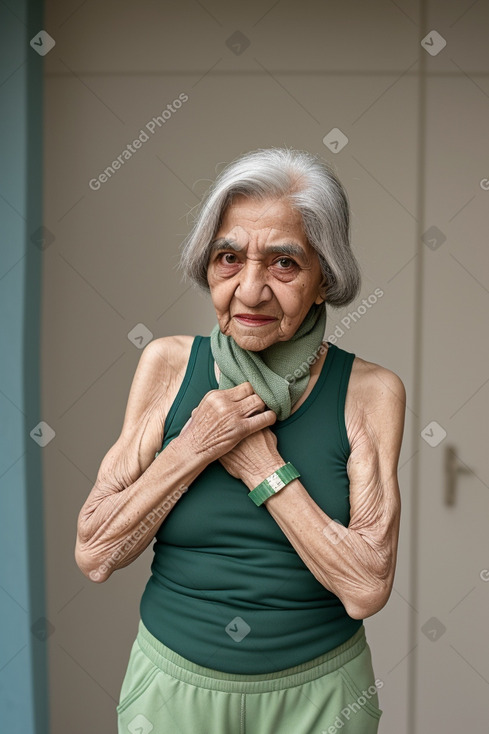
[{"x1": 248, "y1": 462, "x2": 300, "y2": 506}]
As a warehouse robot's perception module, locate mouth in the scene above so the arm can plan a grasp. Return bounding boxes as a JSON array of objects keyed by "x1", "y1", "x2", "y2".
[{"x1": 233, "y1": 313, "x2": 278, "y2": 327}]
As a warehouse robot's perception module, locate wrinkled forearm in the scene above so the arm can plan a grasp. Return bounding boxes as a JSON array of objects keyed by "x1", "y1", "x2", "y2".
[
  {"x1": 241, "y1": 465, "x2": 397, "y2": 619},
  {"x1": 75, "y1": 435, "x2": 208, "y2": 581}
]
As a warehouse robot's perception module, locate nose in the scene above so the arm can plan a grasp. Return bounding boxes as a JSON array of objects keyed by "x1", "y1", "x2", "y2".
[{"x1": 235, "y1": 260, "x2": 272, "y2": 306}]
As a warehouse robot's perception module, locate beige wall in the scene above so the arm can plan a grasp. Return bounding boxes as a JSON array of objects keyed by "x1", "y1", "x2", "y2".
[{"x1": 41, "y1": 1, "x2": 488, "y2": 732}]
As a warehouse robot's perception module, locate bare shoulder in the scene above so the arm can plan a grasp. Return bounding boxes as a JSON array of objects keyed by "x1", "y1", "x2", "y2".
[
  {"x1": 348, "y1": 355, "x2": 406, "y2": 411},
  {"x1": 104, "y1": 334, "x2": 197, "y2": 477},
  {"x1": 119, "y1": 334, "x2": 196, "y2": 438},
  {"x1": 345, "y1": 355, "x2": 407, "y2": 465},
  {"x1": 144, "y1": 334, "x2": 195, "y2": 383},
  {"x1": 141, "y1": 333, "x2": 196, "y2": 407}
]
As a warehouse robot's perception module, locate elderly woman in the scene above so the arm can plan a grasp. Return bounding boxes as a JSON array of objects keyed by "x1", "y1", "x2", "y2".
[{"x1": 75, "y1": 147, "x2": 405, "y2": 734}]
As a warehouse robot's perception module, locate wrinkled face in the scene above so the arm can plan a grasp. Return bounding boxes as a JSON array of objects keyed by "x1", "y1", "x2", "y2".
[{"x1": 206, "y1": 194, "x2": 327, "y2": 351}]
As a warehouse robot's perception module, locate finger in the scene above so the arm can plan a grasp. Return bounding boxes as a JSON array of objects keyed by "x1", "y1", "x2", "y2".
[
  {"x1": 246, "y1": 409, "x2": 277, "y2": 433},
  {"x1": 239, "y1": 393, "x2": 267, "y2": 416},
  {"x1": 226, "y1": 382, "x2": 255, "y2": 400}
]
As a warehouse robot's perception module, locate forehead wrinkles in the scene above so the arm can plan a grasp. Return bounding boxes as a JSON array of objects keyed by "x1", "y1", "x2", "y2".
[
  {"x1": 215, "y1": 199, "x2": 309, "y2": 258},
  {"x1": 223, "y1": 224, "x2": 294, "y2": 248}
]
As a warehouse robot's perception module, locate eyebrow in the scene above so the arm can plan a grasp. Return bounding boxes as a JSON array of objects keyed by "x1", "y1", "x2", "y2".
[{"x1": 210, "y1": 237, "x2": 308, "y2": 261}]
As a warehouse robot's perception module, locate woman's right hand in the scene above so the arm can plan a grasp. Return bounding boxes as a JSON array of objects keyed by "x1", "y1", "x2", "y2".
[{"x1": 173, "y1": 383, "x2": 277, "y2": 465}]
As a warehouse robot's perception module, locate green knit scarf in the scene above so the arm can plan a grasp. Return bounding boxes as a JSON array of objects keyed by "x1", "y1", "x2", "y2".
[{"x1": 209, "y1": 302, "x2": 326, "y2": 421}]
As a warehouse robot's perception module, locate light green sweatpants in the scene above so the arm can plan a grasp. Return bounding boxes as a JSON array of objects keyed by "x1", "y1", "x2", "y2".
[{"x1": 117, "y1": 618, "x2": 383, "y2": 734}]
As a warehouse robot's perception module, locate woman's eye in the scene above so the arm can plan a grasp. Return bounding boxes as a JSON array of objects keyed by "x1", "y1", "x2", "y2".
[
  {"x1": 275, "y1": 257, "x2": 295, "y2": 269},
  {"x1": 220, "y1": 253, "x2": 237, "y2": 264}
]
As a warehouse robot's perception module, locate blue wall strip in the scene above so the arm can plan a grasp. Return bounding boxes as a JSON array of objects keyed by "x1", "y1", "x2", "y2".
[{"x1": 0, "y1": 0, "x2": 49, "y2": 732}]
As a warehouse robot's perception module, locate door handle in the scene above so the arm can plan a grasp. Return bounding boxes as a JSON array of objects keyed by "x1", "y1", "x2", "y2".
[{"x1": 444, "y1": 445, "x2": 472, "y2": 506}]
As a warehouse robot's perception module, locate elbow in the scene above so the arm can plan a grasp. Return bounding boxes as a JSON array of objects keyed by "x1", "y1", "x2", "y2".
[
  {"x1": 74, "y1": 537, "x2": 109, "y2": 583},
  {"x1": 345, "y1": 584, "x2": 391, "y2": 620},
  {"x1": 345, "y1": 602, "x2": 368, "y2": 621}
]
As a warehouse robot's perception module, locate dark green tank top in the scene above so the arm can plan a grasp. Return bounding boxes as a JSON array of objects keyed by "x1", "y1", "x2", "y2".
[{"x1": 139, "y1": 336, "x2": 363, "y2": 673}]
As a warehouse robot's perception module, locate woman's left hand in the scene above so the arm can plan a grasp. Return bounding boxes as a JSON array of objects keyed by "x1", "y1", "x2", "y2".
[{"x1": 218, "y1": 427, "x2": 284, "y2": 488}]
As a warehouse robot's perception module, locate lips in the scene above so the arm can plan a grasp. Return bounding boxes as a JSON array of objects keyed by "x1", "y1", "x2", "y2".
[{"x1": 234, "y1": 313, "x2": 277, "y2": 326}]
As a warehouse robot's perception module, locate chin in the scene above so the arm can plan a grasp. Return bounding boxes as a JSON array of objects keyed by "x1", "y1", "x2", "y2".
[{"x1": 230, "y1": 329, "x2": 281, "y2": 352}]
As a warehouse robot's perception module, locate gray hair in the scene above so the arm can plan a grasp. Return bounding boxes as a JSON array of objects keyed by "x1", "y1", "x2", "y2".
[{"x1": 178, "y1": 146, "x2": 361, "y2": 307}]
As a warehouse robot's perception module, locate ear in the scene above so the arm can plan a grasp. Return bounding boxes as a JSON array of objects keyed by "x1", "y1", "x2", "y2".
[{"x1": 314, "y1": 274, "x2": 328, "y2": 305}]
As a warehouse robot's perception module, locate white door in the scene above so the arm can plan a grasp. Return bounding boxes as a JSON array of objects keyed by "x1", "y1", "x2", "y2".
[
  {"x1": 334, "y1": 34, "x2": 489, "y2": 734},
  {"x1": 414, "y1": 71, "x2": 489, "y2": 732}
]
